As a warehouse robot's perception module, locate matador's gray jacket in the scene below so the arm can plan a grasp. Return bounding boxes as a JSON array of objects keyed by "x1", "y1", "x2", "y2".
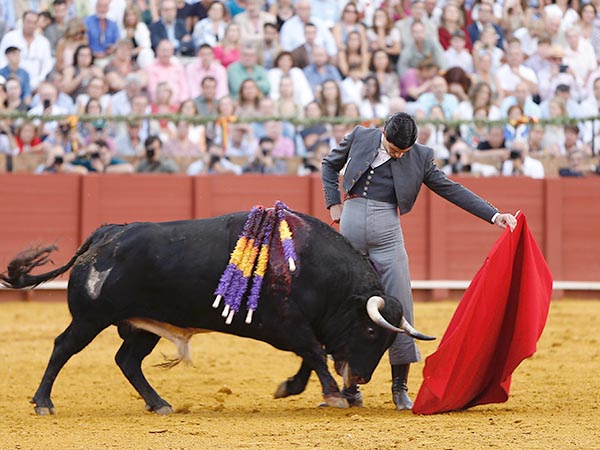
[{"x1": 321, "y1": 126, "x2": 498, "y2": 222}]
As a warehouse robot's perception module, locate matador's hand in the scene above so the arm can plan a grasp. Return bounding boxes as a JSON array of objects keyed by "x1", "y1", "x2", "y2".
[{"x1": 494, "y1": 213, "x2": 517, "y2": 232}]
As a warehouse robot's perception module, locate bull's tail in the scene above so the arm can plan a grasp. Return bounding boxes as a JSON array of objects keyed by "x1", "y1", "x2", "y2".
[{"x1": 0, "y1": 235, "x2": 95, "y2": 289}]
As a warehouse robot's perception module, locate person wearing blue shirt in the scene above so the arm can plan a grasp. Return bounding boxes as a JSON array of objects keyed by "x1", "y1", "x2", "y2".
[
  {"x1": 0, "y1": 47, "x2": 31, "y2": 102},
  {"x1": 84, "y1": 0, "x2": 119, "y2": 58},
  {"x1": 303, "y1": 45, "x2": 342, "y2": 96}
]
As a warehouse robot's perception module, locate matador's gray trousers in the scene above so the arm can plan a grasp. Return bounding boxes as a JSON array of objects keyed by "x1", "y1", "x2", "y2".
[{"x1": 340, "y1": 197, "x2": 421, "y2": 365}]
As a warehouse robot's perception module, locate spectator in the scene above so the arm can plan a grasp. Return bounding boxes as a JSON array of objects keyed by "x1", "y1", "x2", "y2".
[
  {"x1": 559, "y1": 150, "x2": 589, "y2": 177},
  {"x1": 192, "y1": 0, "x2": 228, "y2": 48},
  {"x1": 80, "y1": 100, "x2": 116, "y2": 150},
  {"x1": 496, "y1": 38, "x2": 539, "y2": 99},
  {"x1": 395, "y1": 0, "x2": 438, "y2": 47},
  {"x1": 114, "y1": 119, "x2": 144, "y2": 157},
  {"x1": 251, "y1": 96, "x2": 294, "y2": 140},
  {"x1": 400, "y1": 55, "x2": 438, "y2": 102},
  {"x1": 537, "y1": 45, "x2": 579, "y2": 103},
  {"x1": 13, "y1": 120, "x2": 44, "y2": 154},
  {"x1": 5, "y1": 77, "x2": 29, "y2": 111},
  {"x1": 186, "y1": 44, "x2": 229, "y2": 101},
  {"x1": 29, "y1": 70, "x2": 74, "y2": 113},
  {"x1": 477, "y1": 125, "x2": 508, "y2": 151},
  {"x1": 470, "y1": 49, "x2": 503, "y2": 105},
  {"x1": 503, "y1": 104, "x2": 530, "y2": 149},
  {"x1": 542, "y1": 97, "x2": 567, "y2": 156},
  {"x1": 146, "y1": 39, "x2": 190, "y2": 107},
  {"x1": 303, "y1": 45, "x2": 342, "y2": 96},
  {"x1": 338, "y1": 30, "x2": 370, "y2": 79},
  {"x1": 444, "y1": 66, "x2": 471, "y2": 104},
  {"x1": 331, "y1": 2, "x2": 367, "y2": 54},
  {"x1": 243, "y1": 135, "x2": 288, "y2": 174},
  {"x1": 290, "y1": 22, "x2": 318, "y2": 69},
  {"x1": 172, "y1": 98, "x2": 207, "y2": 151},
  {"x1": 28, "y1": 82, "x2": 69, "y2": 136},
  {"x1": 227, "y1": 44, "x2": 270, "y2": 97},
  {"x1": 580, "y1": 77, "x2": 600, "y2": 144},
  {"x1": 438, "y1": 1, "x2": 471, "y2": 51},
  {"x1": 467, "y1": 2, "x2": 504, "y2": 50},
  {"x1": 279, "y1": 0, "x2": 336, "y2": 58},
  {"x1": 367, "y1": 8, "x2": 401, "y2": 66},
  {"x1": 444, "y1": 30, "x2": 473, "y2": 73},
  {"x1": 121, "y1": 4, "x2": 154, "y2": 69},
  {"x1": 471, "y1": 24, "x2": 504, "y2": 74},
  {"x1": 296, "y1": 100, "x2": 329, "y2": 155},
  {"x1": 563, "y1": 124, "x2": 592, "y2": 157},
  {"x1": 500, "y1": 81, "x2": 541, "y2": 120},
  {"x1": 75, "y1": 76, "x2": 111, "y2": 115},
  {"x1": 414, "y1": 75, "x2": 459, "y2": 118},
  {"x1": 205, "y1": 141, "x2": 243, "y2": 174},
  {"x1": 110, "y1": 72, "x2": 144, "y2": 116},
  {"x1": 512, "y1": 17, "x2": 546, "y2": 59},
  {"x1": 35, "y1": 145, "x2": 87, "y2": 174},
  {"x1": 259, "y1": 22, "x2": 281, "y2": 70},
  {"x1": 177, "y1": 0, "x2": 207, "y2": 32},
  {"x1": 226, "y1": 0, "x2": 246, "y2": 18},
  {"x1": 43, "y1": 0, "x2": 68, "y2": 55},
  {"x1": 54, "y1": 17, "x2": 88, "y2": 73},
  {"x1": 225, "y1": 122, "x2": 257, "y2": 158},
  {"x1": 0, "y1": 47, "x2": 31, "y2": 104},
  {"x1": 455, "y1": 81, "x2": 501, "y2": 143},
  {"x1": 267, "y1": 50, "x2": 313, "y2": 107},
  {"x1": 163, "y1": 119, "x2": 204, "y2": 158},
  {"x1": 62, "y1": 44, "x2": 104, "y2": 101},
  {"x1": 540, "y1": 84, "x2": 578, "y2": 120},
  {"x1": 397, "y1": 20, "x2": 446, "y2": 78},
  {"x1": 84, "y1": 0, "x2": 119, "y2": 58},
  {"x1": 235, "y1": 78, "x2": 263, "y2": 119},
  {"x1": 524, "y1": 35, "x2": 552, "y2": 75},
  {"x1": 73, "y1": 139, "x2": 134, "y2": 173},
  {"x1": 103, "y1": 39, "x2": 148, "y2": 94},
  {"x1": 150, "y1": 82, "x2": 178, "y2": 140},
  {"x1": 563, "y1": 25, "x2": 598, "y2": 94},
  {"x1": 149, "y1": 0, "x2": 195, "y2": 57},
  {"x1": 136, "y1": 135, "x2": 180, "y2": 173},
  {"x1": 0, "y1": 0, "x2": 16, "y2": 31},
  {"x1": 274, "y1": 74, "x2": 303, "y2": 118},
  {"x1": 319, "y1": 78, "x2": 343, "y2": 117},
  {"x1": 234, "y1": 0, "x2": 276, "y2": 50},
  {"x1": 340, "y1": 64, "x2": 364, "y2": 107},
  {"x1": 579, "y1": 3, "x2": 600, "y2": 61},
  {"x1": 359, "y1": 75, "x2": 389, "y2": 120},
  {"x1": 368, "y1": 49, "x2": 400, "y2": 100},
  {"x1": 210, "y1": 95, "x2": 237, "y2": 146},
  {"x1": 296, "y1": 140, "x2": 330, "y2": 176},
  {"x1": 527, "y1": 123, "x2": 545, "y2": 156},
  {"x1": 264, "y1": 119, "x2": 295, "y2": 158},
  {"x1": 193, "y1": 76, "x2": 219, "y2": 116},
  {"x1": 130, "y1": 93, "x2": 156, "y2": 140},
  {"x1": 137, "y1": 0, "x2": 159, "y2": 26},
  {"x1": 213, "y1": 23, "x2": 242, "y2": 68},
  {"x1": 269, "y1": 0, "x2": 294, "y2": 30},
  {"x1": 0, "y1": 11, "x2": 52, "y2": 90}
]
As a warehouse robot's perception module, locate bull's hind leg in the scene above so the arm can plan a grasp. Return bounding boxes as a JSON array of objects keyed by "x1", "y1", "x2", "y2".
[
  {"x1": 274, "y1": 360, "x2": 312, "y2": 399},
  {"x1": 115, "y1": 324, "x2": 173, "y2": 415},
  {"x1": 31, "y1": 318, "x2": 108, "y2": 415}
]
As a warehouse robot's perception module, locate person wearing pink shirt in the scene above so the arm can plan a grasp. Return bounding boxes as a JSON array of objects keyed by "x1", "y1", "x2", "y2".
[
  {"x1": 146, "y1": 39, "x2": 189, "y2": 107},
  {"x1": 185, "y1": 43, "x2": 229, "y2": 101}
]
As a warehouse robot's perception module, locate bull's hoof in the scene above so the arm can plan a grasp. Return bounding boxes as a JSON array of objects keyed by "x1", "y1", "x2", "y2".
[
  {"x1": 322, "y1": 395, "x2": 349, "y2": 408},
  {"x1": 34, "y1": 406, "x2": 55, "y2": 415},
  {"x1": 154, "y1": 405, "x2": 174, "y2": 416},
  {"x1": 274, "y1": 381, "x2": 289, "y2": 399}
]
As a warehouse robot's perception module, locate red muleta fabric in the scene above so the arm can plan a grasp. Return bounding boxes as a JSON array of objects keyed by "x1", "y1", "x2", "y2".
[{"x1": 413, "y1": 212, "x2": 553, "y2": 415}]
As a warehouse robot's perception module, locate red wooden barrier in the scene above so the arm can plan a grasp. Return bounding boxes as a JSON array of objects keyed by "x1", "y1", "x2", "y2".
[{"x1": 1, "y1": 174, "x2": 599, "y2": 300}]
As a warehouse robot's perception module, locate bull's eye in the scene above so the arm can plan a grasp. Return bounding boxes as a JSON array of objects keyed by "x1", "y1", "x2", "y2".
[{"x1": 367, "y1": 327, "x2": 376, "y2": 336}]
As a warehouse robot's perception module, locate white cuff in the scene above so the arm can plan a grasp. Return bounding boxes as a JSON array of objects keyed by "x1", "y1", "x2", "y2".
[{"x1": 491, "y1": 212, "x2": 500, "y2": 224}]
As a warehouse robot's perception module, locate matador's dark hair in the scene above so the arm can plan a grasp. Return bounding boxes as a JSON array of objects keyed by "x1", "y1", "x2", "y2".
[{"x1": 383, "y1": 112, "x2": 418, "y2": 150}]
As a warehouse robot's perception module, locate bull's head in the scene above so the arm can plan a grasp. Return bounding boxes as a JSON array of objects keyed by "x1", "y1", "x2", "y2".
[{"x1": 334, "y1": 295, "x2": 435, "y2": 387}]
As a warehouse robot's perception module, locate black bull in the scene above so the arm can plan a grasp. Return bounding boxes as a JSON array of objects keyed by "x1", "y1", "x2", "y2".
[{"x1": 0, "y1": 210, "x2": 433, "y2": 415}]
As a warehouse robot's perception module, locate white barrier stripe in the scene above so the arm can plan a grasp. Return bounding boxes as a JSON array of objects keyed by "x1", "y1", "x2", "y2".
[{"x1": 2, "y1": 280, "x2": 600, "y2": 291}]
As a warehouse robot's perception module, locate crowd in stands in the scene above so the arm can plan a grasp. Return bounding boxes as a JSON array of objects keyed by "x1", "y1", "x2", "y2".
[{"x1": 1, "y1": 0, "x2": 600, "y2": 178}]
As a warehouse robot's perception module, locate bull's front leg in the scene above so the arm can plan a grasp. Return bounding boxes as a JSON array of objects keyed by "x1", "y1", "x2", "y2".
[{"x1": 297, "y1": 347, "x2": 349, "y2": 408}]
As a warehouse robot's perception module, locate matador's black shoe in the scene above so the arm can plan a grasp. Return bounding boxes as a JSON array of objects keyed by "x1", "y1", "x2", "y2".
[{"x1": 391, "y1": 364, "x2": 413, "y2": 411}]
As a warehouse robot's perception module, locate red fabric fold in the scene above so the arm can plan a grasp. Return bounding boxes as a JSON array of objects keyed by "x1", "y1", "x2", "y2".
[{"x1": 413, "y1": 212, "x2": 553, "y2": 415}]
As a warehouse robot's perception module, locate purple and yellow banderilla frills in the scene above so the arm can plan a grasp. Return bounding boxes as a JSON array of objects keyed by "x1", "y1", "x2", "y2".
[{"x1": 213, "y1": 202, "x2": 297, "y2": 325}]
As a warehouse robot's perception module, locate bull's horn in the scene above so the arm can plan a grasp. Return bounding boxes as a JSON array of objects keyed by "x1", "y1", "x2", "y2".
[
  {"x1": 366, "y1": 296, "x2": 404, "y2": 333},
  {"x1": 366, "y1": 296, "x2": 436, "y2": 341},
  {"x1": 400, "y1": 317, "x2": 436, "y2": 341}
]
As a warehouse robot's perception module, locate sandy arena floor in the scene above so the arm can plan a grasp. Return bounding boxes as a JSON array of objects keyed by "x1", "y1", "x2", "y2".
[{"x1": 0, "y1": 299, "x2": 599, "y2": 449}]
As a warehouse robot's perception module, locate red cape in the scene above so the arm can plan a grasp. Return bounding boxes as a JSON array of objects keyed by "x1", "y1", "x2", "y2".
[{"x1": 413, "y1": 212, "x2": 553, "y2": 415}]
